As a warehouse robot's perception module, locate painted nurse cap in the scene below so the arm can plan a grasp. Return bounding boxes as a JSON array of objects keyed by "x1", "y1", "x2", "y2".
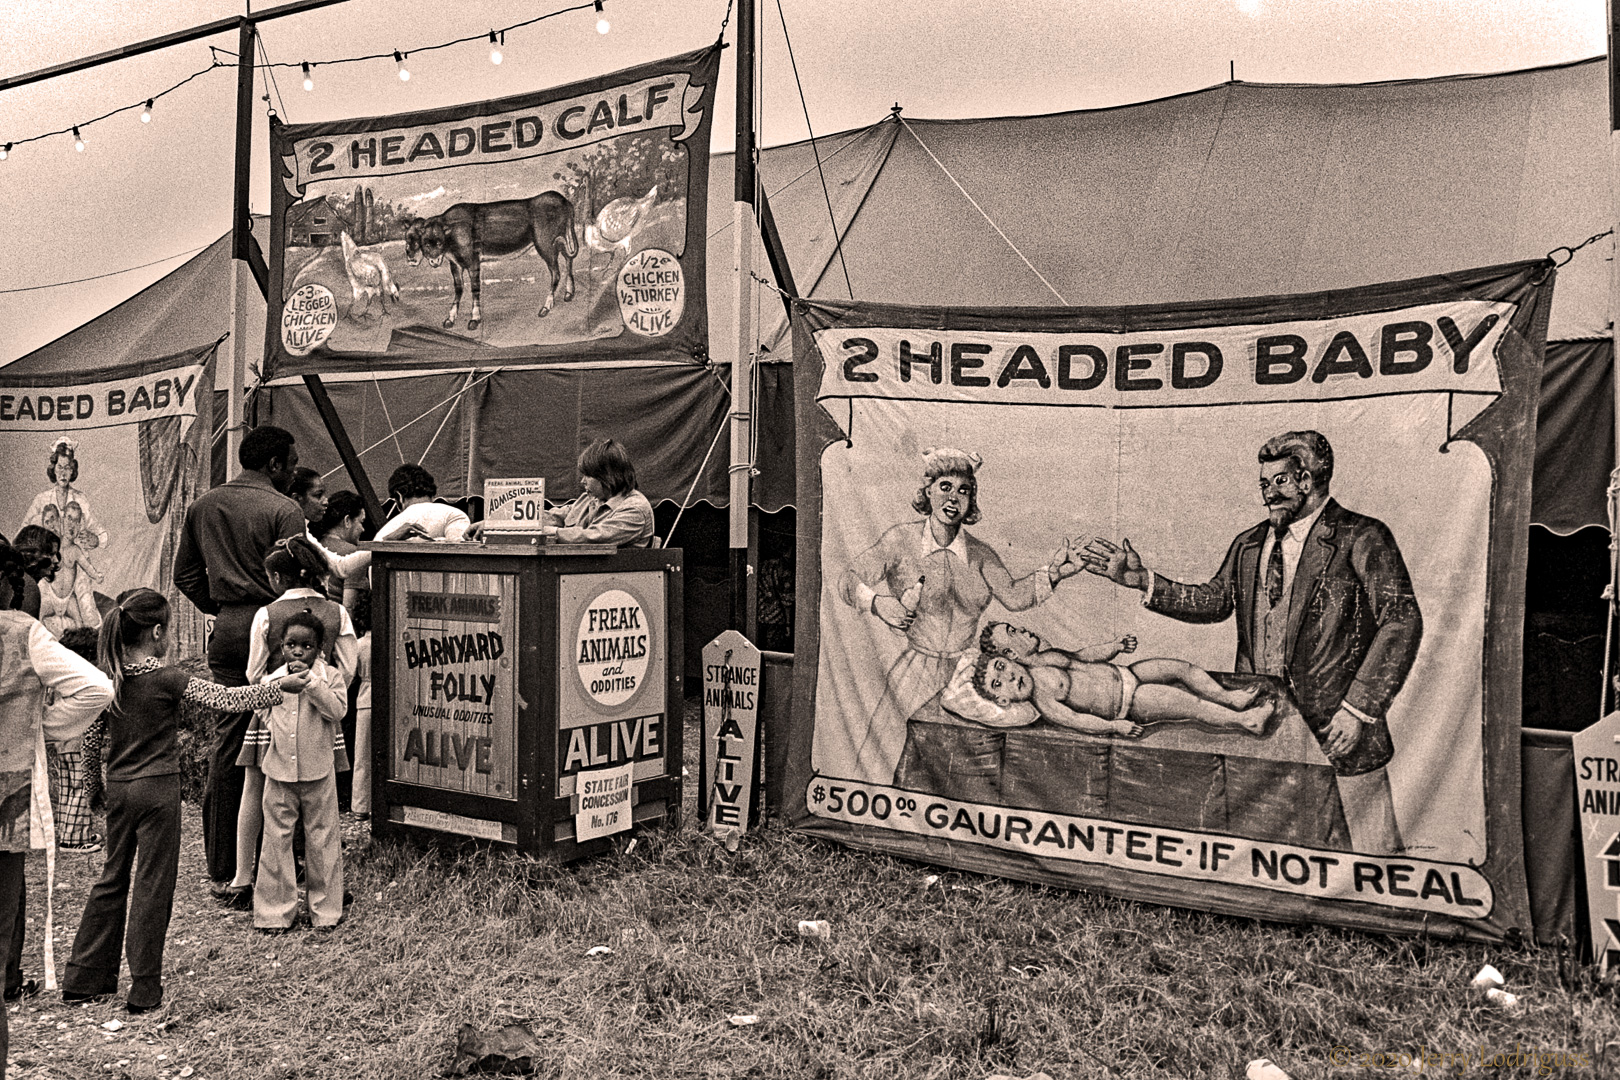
[{"x1": 921, "y1": 446, "x2": 983, "y2": 475}]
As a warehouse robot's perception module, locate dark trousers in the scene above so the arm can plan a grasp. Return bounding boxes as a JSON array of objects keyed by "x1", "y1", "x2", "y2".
[
  {"x1": 0, "y1": 851, "x2": 24, "y2": 1079},
  {"x1": 336, "y1": 677, "x2": 360, "y2": 810},
  {"x1": 63, "y1": 775, "x2": 181, "y2": 1009},
  {"x1": 201, "y1": 661, "x2": 251, "y2": 883},
  {"x1": 2, "y1": 859, "x2": 20, "y2": 996}
]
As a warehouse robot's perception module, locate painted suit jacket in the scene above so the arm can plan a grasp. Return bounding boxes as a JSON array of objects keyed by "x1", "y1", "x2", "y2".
[{"x1": 1146, "y1": 499, "x2": 1423, "y2": 776}]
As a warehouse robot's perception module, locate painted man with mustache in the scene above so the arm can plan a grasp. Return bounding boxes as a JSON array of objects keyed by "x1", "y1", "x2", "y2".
[{"x1": 1082, "y1": 430, "x2": 1421, "y2": 854}]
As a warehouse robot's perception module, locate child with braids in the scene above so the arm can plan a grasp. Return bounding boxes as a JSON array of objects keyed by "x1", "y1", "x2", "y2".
[
  {"x1": 62, "y1": 588, "x2": 308, "y2": 1014},
  {"x1": 214, "y1": 537, "x2": 356, "y2": 913}
]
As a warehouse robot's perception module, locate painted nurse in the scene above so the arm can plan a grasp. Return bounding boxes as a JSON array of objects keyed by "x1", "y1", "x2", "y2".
[
  {"x1": 839, "y1": 447, "x2": 1082, "y2": 783},
  {"x1": 24, "y1": 438, "x2": 108, "y2": 550}
]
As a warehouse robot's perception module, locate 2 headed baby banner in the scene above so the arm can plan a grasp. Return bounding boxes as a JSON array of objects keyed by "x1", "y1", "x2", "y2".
[
  {"x1": 789, "y1": 261, "x2": 1552, "y2": 941},
  {"x1": 264, "y1": 45, "x2": 719, "y2": 377}
]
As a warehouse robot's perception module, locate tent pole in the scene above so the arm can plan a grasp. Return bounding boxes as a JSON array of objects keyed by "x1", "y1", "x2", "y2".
[
  {"x1": 1606, "y1": 1, "x2": 1620, "y2": 718},
  {"x1": 303, "y1": 374, "x2": 386, "y2": 532},
  {"x1": 464, "y1": 370, "x2": 484, "y2": 498},
  {"x1": 226, "y1": 18, "x2": 256, "y2": 480},
  {"x1": 729, "y1": 0, "x2": 757, "y2": 633}
]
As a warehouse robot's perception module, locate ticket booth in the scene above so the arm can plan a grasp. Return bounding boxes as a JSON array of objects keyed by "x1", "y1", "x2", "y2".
[{"x1": 367, "y1": 540, "x2": 683, "y2": 860}]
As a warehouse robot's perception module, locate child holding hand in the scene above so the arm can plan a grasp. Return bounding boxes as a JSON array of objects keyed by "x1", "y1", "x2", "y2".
[
  {"x1": 215, "y1": 538, "x2": 355, "y2": 909},
  {"x1": 63, "y1": 589, "x2": 307, "y2": 1013},
  {"x1": 254, "y1": 613, "x2": 349, "y2": 932}
]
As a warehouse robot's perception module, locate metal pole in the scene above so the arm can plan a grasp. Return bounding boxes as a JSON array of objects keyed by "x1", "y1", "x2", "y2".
[
  {"x1": 1605, "y1": 1, "x2": 1620, "y2": 717},
  {"x1": 226, "y1": 18, "x2": 256, "y2": 479},
  {"x1": 729, "y1": 0, "x2": 756, "y2": 633},
  {"x1": 0, "y1": 0, "x2": 354, "y2": 93},
  {"x1": 303, "y1": 374, "x2": 387, "y2": 531}
]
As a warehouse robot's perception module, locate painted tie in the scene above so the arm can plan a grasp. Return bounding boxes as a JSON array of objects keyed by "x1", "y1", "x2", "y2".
[{"x1": 1265, "y1": 527, "x2": 1286, "y2": 608}]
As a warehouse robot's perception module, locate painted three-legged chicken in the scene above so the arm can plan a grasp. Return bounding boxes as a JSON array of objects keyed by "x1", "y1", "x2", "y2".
[{"x1": 340, "y1": 231, "x2": 400, "y2": 319}]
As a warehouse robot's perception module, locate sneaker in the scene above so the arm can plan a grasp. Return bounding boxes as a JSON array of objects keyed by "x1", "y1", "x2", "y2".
[{"x1": 59, "y1": 835, "x2": 103, "y2": 853}]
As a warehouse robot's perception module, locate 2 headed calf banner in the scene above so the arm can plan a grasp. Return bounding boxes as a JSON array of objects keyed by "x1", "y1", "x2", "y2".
[
  {"x1": 787, "y1": 261, "x2": 1552, "y2": 940},
  {"x1": 265, "y1": 45, "x2": 719, "y2": 378}
]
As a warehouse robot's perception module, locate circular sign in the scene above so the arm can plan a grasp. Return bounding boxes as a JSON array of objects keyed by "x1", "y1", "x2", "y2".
[
  {"x1": 616, "y1": 249, "x2": 684, "y2": 338},
  {"x1": 575, "y1": 588, "x2": 651, "y2": 707},
  {"x1": 281, "y1": 283, "x2": 338, "y2": 356}
]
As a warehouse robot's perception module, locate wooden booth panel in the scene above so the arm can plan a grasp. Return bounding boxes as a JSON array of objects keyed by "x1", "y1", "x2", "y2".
[
  {"x1": 390, "y1": 569, "x2": 519, "y2": 800},
  {"x1": 553, "y1": 571, "x2": 671, "y2": 800}
]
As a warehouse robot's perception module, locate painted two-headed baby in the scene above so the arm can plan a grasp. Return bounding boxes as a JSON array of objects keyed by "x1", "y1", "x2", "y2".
[{"x1": 971, "y1": 621, "x2": 1276, "y2": 739}]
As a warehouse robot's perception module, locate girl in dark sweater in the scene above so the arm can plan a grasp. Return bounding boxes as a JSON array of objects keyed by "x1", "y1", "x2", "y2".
[{"x1": 63, "y1": 589, "x2": 308, "y2": 1014}]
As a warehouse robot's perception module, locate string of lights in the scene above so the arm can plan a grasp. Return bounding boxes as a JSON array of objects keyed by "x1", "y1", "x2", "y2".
[{"x1": 0, "y1": 0, "x2": 612, "y2": 160}]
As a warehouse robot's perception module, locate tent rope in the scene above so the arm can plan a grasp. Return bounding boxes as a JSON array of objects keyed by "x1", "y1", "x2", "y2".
[
  {"x1": 318, "y1": 366, "x2": 507, "y2": 481},
  {"x1": 0, "y1": 244, "x2": 209, "y2": 294},
  {"x1": 897, "y1": 115, "x2": 1067, "y2": 304},
  {"x1": 704, "y1": 124, "x2": 878, "y2": 243},
  {"x1": 774, "y1": 0, "x2": 852, "y2": 298},
  {"x1": 256, "y1": 34, "x2": 289, "y2": 121},
  {"x1": 416, "y1": 370, "x2": 477, "y2": 466},
  {"x1": 663, "y1": 402, "x2": 732, "y2": 548},
  {"x1": 370, "y1": 373, "x2": 409, "y2": 464}
]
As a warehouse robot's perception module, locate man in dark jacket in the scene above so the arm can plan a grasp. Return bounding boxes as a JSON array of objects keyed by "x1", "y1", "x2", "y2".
[
  {"x1": 174, "y1": 426, "x2": 306, "y2": 885},
  {"x1": 1084, "y1": 430, "x2": 1422, "y2": 854}
]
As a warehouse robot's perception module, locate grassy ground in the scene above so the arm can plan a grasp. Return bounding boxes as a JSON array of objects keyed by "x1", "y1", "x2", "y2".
[{"x1": 8, "y1": 699, "x2": 1620, "y2": 1080}]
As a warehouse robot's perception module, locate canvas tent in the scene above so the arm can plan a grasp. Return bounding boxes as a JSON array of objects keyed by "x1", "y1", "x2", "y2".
[
  {"x1": 714, "y1": 56, "x2": 1615, "y2": 533},
  {"x1": 13, "y1": 60, "x2": 1611, "y2": 526},
  {"x1": 702, "y1": 55, "x2": 1614, "y2": 947},
  {"x1": 0, "y1": 223, "x2": 275, "y2": 658},
  {"x1": 7, "y1": 55, "x2": 1612, "y2": 943}
]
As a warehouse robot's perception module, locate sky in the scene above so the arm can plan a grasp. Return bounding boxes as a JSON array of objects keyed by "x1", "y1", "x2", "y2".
[{"x1": 0, "y1": 0, "x2": 1607, "y2": 364}]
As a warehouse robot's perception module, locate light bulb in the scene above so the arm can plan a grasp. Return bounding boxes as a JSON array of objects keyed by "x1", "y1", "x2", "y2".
[
  {"x1": 302, "y1": 63, "x2": 313, "y2": 91},
  {"x1": 489, "y1": 30, "x2": 502, "y2": 65},
  {"x1": 395, "y1": 50, "x2": 410, "y2": 82},
  {"x1": 141, "y1": 99, "x2": 152, "y2": 123},
  {"x1": 0, "y1": 143, "x2": 9, "y2": 161},
  {"x1": 595, "y1": 0, "x2": 609, "y2": 33},
  {"x1": 73, "y1": 126, "x2": 84, "y2": 152}
]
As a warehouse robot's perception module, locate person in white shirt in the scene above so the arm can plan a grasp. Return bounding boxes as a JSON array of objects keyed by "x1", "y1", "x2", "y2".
[
  {"x1": 214, "y1": 538, "x2": 357, "y2": 908},
  {"x1": 319, "y1": 464, "x2": 469, "y2": 581},
  {"x1": 0, "y1": 537, "x2": 113, "y2": 1052}
]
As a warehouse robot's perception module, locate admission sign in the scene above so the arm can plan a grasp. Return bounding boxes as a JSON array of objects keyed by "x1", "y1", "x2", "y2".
[{"x1": 787, "y1": 261, "x2": 1551, "y2": 940}]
